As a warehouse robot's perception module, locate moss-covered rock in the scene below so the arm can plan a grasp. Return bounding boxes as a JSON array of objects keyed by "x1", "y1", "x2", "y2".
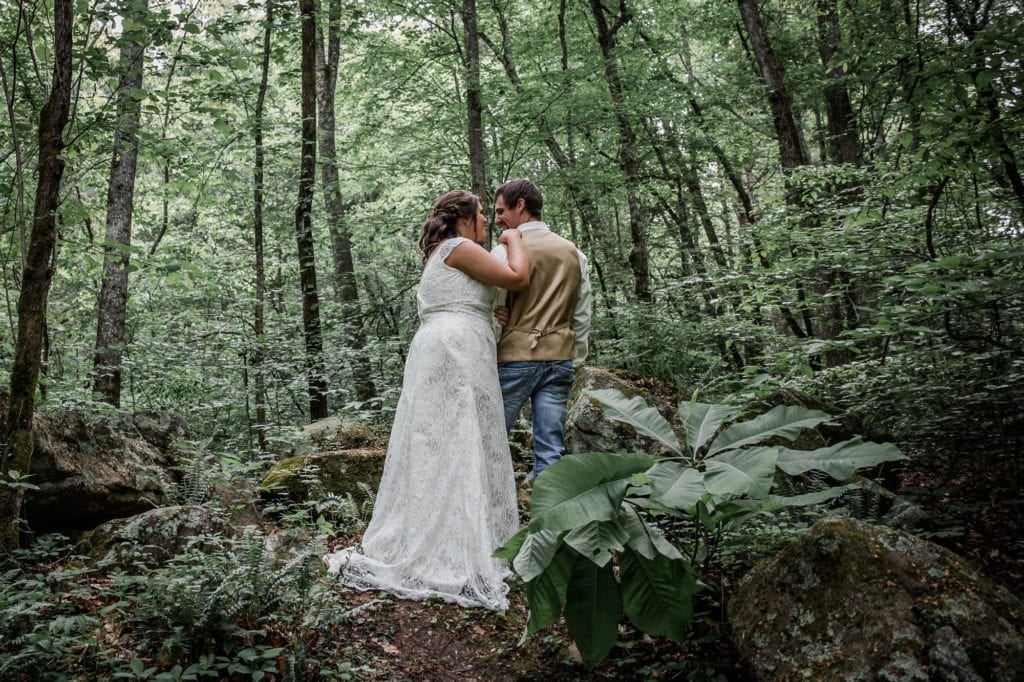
[
  {"x1": 730, "y1": 517, "x2": 1024, "y2": 681},
  {"x1": 260, "y1": 448, "x2": 385, "y2": 502}
]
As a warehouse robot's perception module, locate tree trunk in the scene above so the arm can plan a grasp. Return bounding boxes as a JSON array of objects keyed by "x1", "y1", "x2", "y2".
[
  {"x1": 316, "y1": 0, "x2": 376, "y2": 404},
  {"x1": 736, "y1": 0, "x2": 809, "y2": 170},
  {"x1": 588, "y1": 0, "x2": 651, "y2": 302},
  {"x1": 296, "y1": 0, "x2": 328, "y2": 420},
  {"x1": 251, "y1": 0, "x2": 272, "y2": 451},
  {"x1": 816, "y1": 0, "x2": 860, "y2": 167},
  {"x1": 93, "y1": 0, "x2": 148, "y2": 407},
  {"x1": 0, "y1": 0, "x2": 72, "y2": 553},
  {"x1": 461, "y1": 0, "x2": 488, "y2": 213}
]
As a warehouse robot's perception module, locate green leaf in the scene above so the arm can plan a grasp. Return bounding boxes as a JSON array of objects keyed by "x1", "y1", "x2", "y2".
[
  {"x1": 677, "y1": 401, "x2": 740, "y2": 454},
  {"x1": 775, "y1": 438, "x2": 906, "y2": 480},
  {"x1": 763, "y1": 483, "x2": 860, "y2": 509},
  {"x1": 618, "y1": 507, "x2": 683, "y2": 561},
  {"x1": 564, "y1": 518, "x2": 629, "y2": 567},
  {"x1": 587, "y1": 389, "x2": 681, "y2": 453},
  {"x1": 619, "y1": 547, "x2": 698, "y2": 642},
  {"x1": 703, "y1": 446, "x2": 778, "y2": 499},
  {"x1": 707, "y1": 405, "x2": 832, "y2": 455},
  {"x1": 564, "y1": 557, "x2": 622, "y2": 668},
  {"x1": 530, "y1": 453, "x2": 656, "y2": 532},
  {"x1": 512, "y1": 529, "x2": 562, "y2": 582},
  {"x1": 493, "y1": 526, "x2": 528, "y2": 561},
  {"x1": 646, "y1": 461, "x2": 704, "y2": 512},
  {"x1": 525, "y1": 546, "x2": 577, "y2": 633}
]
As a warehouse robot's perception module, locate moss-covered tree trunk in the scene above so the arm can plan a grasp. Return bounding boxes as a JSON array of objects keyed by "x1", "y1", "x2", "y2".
[{"x1": 0, "y1": 0, "x2": 73, "y2": 554}]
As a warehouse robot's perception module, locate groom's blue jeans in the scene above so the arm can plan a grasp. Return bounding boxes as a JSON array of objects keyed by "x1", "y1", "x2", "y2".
[{"x1": 498, "y1": 360, "x2": 575, "y2": 478}]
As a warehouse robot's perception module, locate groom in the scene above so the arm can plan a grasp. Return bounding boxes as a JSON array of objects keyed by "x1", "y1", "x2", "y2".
[{"x1": 491, "y1": 179, "x2": 592, "y2": 480}]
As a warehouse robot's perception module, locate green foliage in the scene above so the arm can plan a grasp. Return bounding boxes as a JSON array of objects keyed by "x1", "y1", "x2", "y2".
[
  {"x1": 500, "y1": 388, "x2": 906, "y2": 667},
  {"x1": 0, "y1": 528, "x2": 361, "y2": 679}
]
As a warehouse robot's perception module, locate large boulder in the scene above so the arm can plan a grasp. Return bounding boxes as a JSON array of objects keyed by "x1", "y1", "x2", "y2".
[
  {"x1": 25, "y1": 411, "x2": 184, "y2": 534},
  {"x1": 564, "y1": 366, "x2": 680, "y2": 456},
  {"x1": 260, "y1": 448, "x2": 386, "y2": 502},
  {"x1": 81, "y1": 505, "x2": 230, "y2": 569},
  {"x1": 729, "y1": 517, "x2": 1024, "y2": 681}
]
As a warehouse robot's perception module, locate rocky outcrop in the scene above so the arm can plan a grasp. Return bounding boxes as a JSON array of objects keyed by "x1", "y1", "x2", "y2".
[
  {"x1": 260, "y1": 448, "x2": 386, "y2": 502},
  {"x1": 81, "y1": 505, "x2": 229, "y2": 569},
  {"x1": 25, "y1": 411, "x2": 185, "y2": 534},
  {"x1": 730, "y1": 517, "x2": 1024, "y2": 681},
  {"x1": 564, "y1": 366, "x2": 679, "y2": 456}
]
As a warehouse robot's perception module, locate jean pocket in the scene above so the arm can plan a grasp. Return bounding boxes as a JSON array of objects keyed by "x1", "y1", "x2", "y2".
[{"x1": 550, "y1": 362, "x2": 575, "y2": 384}]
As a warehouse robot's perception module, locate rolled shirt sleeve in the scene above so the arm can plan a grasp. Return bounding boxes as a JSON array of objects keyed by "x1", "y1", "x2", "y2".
[{"x1": 572, "y1": 249, "x2": 592, "y2": 366}]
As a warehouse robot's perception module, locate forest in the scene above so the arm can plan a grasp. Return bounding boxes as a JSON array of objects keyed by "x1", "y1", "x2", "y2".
[{"x1": 0, "y1": 0, "x2": 1022, "y2": 678}]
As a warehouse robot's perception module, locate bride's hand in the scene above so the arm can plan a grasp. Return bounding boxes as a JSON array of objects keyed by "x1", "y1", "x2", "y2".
[{"x1": 498, "y1": 228, "x2": 522, "y2": 246}]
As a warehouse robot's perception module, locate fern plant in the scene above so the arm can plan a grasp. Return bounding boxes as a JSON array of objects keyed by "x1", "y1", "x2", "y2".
[{"x1": 497, "y1": 388, "x2": 906, "y2": 667}]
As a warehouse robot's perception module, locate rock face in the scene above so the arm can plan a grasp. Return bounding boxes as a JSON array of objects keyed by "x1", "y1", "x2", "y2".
[
  {"x1": 261, "y1": 448, "x2": 386, "y2": 502},
  {"x1": 81, "y1": 505, "x2": 228, "y2": 569},
  {"x1": 25, "y1": 411, "x2": 184, "y2": 534},
  {"x1": 730, "y1": 517, "x2": 1024, "y2": 681},
  {"x1": 564, "y1": 366, "x2": 679, "y2": 456}
]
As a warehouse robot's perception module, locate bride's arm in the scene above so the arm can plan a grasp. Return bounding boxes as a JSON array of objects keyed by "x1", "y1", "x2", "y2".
[{"x1": 445, "y1": 231, "x2": 530, "y2": 291}]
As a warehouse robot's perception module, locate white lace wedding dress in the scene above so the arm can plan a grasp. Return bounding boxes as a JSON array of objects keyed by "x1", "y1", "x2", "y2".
[{"x1": 324, "y1": 237, "x2": 519, "y2": 610}]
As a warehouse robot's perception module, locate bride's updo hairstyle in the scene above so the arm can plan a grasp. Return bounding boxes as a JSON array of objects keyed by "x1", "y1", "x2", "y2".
[{"x1": 419, "y1": 190, "x2": 480, "y2": 263}]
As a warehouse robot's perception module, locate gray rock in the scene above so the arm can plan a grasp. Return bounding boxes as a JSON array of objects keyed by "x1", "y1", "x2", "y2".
[
  {"x1": 565, "y1": 366, "x2": 679, "y2": 456},
  {"x1": 81, "y1": 505, "x2": 229, "y2": 569},
  {"x1": 730, "y1": 517, "x2": 1024, "y2": 681},
  {"x1": 25, "y1": 411, "x2": 181, "y2": 534}
]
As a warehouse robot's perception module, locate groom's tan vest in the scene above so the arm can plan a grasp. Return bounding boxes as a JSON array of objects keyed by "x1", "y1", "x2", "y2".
[{"x1": 497, "y1": 228, "x2": 581, "y2": 362}]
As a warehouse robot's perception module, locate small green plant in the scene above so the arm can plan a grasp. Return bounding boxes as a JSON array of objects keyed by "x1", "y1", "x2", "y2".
[{"x1": 497, "y1": 388, "x2": 906, "y2": 667}]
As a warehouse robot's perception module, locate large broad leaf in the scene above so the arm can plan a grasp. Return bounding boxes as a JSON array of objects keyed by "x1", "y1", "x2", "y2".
[
  {"x1": 530, "y1": 453, "x2": 656, "y2": 532},
  {"x1": 775, "y1": 438, "x2": 907, "y2": 480},
  {"x1": 703, "y1": 446, "x2": 778, "y2": 499},
  {"x1": 619, "y1": 547, "x2": 699, "y2": 643},
  {"x1": 525, "y1": 546, "x2": 578, "y2": 633},
  {"x1": 646, "y1": 461, "x2": 705, "y2": 512},
  {"x1": 564, "y1": 518, "x2": 629, "y2": 568},
  {"x1": 677, "y1": 401, "x2": 741, "y2": 454},
  {"x1": 564, "y1": 555, "x2": 623, "y2": 668},
  {"x1": 763, "y1": 483, "x2": 861, "y2": 509},
  {"x1": 618, "y1": 507, "x2": 683, "y2": 561},
  {"x1": 493, "y1": 526, "x2": 529, "y2": 561},
  {"x1": 587, "y1": 389, "x2": 681, "y2": 454},
  {"x1": 706, "y1": 405, "x2": 832, "y2": 456},
  {"x1": 512, "y1": 529, "x2": 563, "y2": 582}
]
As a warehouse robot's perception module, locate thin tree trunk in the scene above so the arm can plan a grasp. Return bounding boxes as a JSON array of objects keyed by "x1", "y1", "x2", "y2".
[
  {"x1": 296, "y1": 0, "x2": 328, "y2": 420},
  {"x1": 316, "y1": 0, "x2": 375, "y2": 404},
  {"x1": 461, "y1": 0, "x2": 488, "y2": 212},
  {"x1": 816, "y1": 0, "x2": 860, "y2": 167},
  {"x1": 251, "y1": 0, "x2": 272, "y2": 451},
  {"x1": 93, "y1": 0, "x2": 148, "y2": 407},
  {"x1": 588, "y1": 0, "x2": 651, "y2": 302},
  {"x1": 0, "y1": 0, "x2": 72, "y2": 553}
]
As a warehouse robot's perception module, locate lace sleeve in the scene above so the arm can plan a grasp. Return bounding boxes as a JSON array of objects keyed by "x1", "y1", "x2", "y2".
[{"x1": 436, "y1": 237, "x2": 468, "y2": 263}]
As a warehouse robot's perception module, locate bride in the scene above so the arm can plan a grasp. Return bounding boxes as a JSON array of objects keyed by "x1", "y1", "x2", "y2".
[{"x1": 324, "y1": 190, "x2": 529, "y2": 611}]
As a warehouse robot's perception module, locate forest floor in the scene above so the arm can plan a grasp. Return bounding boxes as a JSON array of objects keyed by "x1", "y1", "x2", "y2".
[{"x1": 316, "y1": 435, "x2": 1024, "y2": 681}]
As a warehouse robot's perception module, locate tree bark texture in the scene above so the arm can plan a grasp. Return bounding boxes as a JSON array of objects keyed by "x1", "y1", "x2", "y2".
[
  {"x1": 251, "y1": 0, "x2": 272, "y2": 451},
  {"x1": 317, "y1": 0, "x2": 376, "y2": 403},
  {"x1": 461, "y1": 0, "x2": 488, "y2": 210},
  {"x1": 0, "y1": 0, "x2": 73, "y2": 553},
  {"x1": 737, "y1": 0, "x2": 810, "y2": 170},
  {"x1": 588, "y1": 0, "x2": 651, "y2": 302},
  {"x1": 815, "y1": 0, "x2": 860, "y2": 166},
  {"x1": 93, "y1": 0, "x2": 148, "y2": 407},
  {"x1": 296, "y1": 0, "x2": 329, "y2": 420}
]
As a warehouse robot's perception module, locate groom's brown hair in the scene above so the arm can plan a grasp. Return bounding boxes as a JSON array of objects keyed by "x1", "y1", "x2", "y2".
[{"x1": 495, "y1": 179, "x2": 543, "y2": 220}]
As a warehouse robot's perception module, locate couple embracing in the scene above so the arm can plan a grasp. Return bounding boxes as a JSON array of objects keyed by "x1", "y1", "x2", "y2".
[{"x1": 324, "y1": 179, "x2": 592, "y2": 611}]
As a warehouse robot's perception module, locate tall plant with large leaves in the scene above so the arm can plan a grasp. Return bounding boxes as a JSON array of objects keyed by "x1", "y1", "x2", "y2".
[{"x1": 497, "y1": 388, "x2": 905, "y2": 667}]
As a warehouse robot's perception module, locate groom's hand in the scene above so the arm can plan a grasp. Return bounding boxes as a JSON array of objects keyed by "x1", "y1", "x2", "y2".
[{"x1": 493, "y1": 306, "x2": 510, "y2": 327}]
